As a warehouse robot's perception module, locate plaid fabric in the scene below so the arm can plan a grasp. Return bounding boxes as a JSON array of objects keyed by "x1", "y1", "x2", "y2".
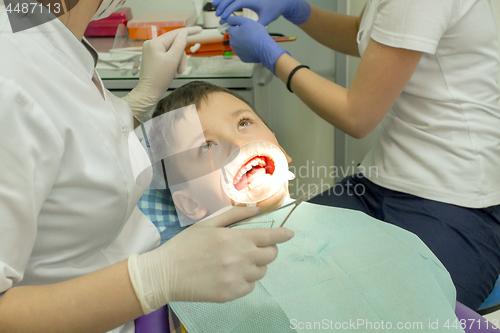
[
  {"x1": 138, "y1": 186, "x2": 190, "y2": 332},
  {"x1": 137, "y1": 139, "x2": 190, "y2": 331},
  {"x1": 137, "y1": 187, "x2": 187, "y2": 244}
]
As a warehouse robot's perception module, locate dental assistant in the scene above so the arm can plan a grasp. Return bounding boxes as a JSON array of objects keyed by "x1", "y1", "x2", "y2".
[
  {"x1": 0, "y1": 1, "x2": 294, "y2": 332},
  {"x1": 214, "y1": 0, "x2": 500, "y2": 310}
]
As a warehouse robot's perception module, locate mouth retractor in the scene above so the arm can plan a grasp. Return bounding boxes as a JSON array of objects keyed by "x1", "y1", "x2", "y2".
[{"x1": 221, "y1": 141, "x2": 295, "y2": 206}]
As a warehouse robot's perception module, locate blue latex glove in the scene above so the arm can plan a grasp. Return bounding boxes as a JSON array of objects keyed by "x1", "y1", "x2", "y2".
[
  {"x1": 213, "y1": 0, "x2": 311, "y2": 26},
  {"x1": 226, "y1": 16, "x2": 289, "y2": 74}
]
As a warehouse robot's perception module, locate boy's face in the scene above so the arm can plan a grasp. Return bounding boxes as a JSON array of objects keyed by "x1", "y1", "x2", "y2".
[{"x1": 170, "y1": 92, "x2": 292, "y2": 221}]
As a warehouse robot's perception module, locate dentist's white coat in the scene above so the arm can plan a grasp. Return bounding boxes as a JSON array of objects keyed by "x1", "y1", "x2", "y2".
[{"x1": 0, "y1": 7, "x2": 159, "y2": 333}]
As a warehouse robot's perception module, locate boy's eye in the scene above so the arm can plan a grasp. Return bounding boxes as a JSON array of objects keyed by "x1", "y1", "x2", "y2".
[
  {"x1": 199, "y1": 141, "x2": 217, "y2": 154},
  {"x1": 238, "y1": 118, "x2": 251, "y2": 131}
]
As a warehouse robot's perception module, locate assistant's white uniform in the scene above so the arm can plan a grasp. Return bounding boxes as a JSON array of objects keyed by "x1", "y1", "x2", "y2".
[
  {"x1": 0, "y1": 6, "x2": 159, "y2": 333},
  {"x1": 358, "y1": 0, "x2": 500, "y2": 208}
]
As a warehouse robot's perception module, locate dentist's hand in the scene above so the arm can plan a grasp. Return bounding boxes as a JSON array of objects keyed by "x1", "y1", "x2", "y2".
[
  {"x1": 128, "y1": 206, "x2": 295, "y2": 314},
  {"x1": 123, "y1": 26, "x2": 202, "y2": 123},
  {"x1": 226, "y1": 17, "x2": 288, "y2": 74},
  {"x1": 213, "y1": 0, "x2": 311, "y2": 26}
]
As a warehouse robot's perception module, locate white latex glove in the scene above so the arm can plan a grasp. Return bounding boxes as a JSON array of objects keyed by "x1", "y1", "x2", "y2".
[
  {"x1": 123, "y1": 26, "x2": 202, "y2": 123},
  {"x1": 128, "y1": 206, "x2": 295, "y2": 314}
]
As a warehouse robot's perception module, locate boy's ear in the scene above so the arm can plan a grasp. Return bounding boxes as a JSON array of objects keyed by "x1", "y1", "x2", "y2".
[{"x1": 172, "y1": 190, "x2": 208, "y2": 221}]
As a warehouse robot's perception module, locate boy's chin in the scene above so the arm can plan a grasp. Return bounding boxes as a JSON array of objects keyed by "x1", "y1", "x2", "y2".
[
  {"x1": 228, "y1": 183, "x2": 290, "y2": 212},
  {"x1": 255, "y1": 184, "x2": 289, "y2": 212}
]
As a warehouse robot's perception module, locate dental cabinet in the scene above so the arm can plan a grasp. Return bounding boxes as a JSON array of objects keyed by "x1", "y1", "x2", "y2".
[{"x1": 89, "y1": 37, "x2": 262, "y2": 106}]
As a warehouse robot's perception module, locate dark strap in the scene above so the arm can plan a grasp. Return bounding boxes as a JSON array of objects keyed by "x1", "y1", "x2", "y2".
[{"x1": 287, "y1": 64, "x2": 310, "y2": 93}]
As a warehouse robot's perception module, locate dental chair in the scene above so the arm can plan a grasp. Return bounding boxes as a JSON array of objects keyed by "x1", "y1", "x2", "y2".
[
  {"x1": 478, "y1": 276, "x2": 500, "y2": 315},
  {"x1": 456, "y1": 301, "x2": 500, "y2": 333},
  {"x1": 135, "y1": 306, "x2": 170, "y2": 333},
  {"x1": 135, "y1": 301, "x2": 500, "y2": 333}
]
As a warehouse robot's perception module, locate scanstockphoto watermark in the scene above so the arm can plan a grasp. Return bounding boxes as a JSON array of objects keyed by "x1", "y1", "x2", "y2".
[
  {"x1": 290, "y1": 319, "x2": 424, "y2": 331},
  {"x1": 290, "y1": 318, "x2": 500, "y2": 331},
  {"x1": 287, "y1": 160, "x2": 379, "y2": 198},
  {"x1": 4, "y1": 0, "x2": 79, "y2": 33}
]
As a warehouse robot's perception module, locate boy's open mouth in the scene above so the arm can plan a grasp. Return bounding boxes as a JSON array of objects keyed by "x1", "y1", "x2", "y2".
[{"x1": 233, "y1": 156, "x2": 275, "y2": 191}]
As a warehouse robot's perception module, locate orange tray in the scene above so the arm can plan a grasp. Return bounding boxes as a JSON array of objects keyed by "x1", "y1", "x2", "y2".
[{"x1": 185, "y1": 36, "x2": 297, "y2": 56}]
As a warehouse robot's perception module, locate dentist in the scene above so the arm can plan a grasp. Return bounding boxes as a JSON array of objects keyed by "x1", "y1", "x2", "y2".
[
  {"x1": 215, "y1": 0, "x2": 500, "y2": 310},
  {"x1": 0, "y1": 1, "x2": 294, "y2": 332}
]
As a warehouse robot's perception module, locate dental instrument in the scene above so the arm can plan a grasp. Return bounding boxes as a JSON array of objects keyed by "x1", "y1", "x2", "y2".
[
  {"x1": 97, "y1": 52, "x2": 141, "y2": 70},
  {"x1": 132, "y1": 56, "x2": 141, "y2": 75},
  {"x1": 222, "y1": 33, "x2": 231, "y2": 57},
  {"x1": 109, "y1": 47, "x2": 142, "y2": 56},
  {"x1": 217, "y1": 21, "x2": 231, "y2": 34},
  {"x1": 278, "y1": 186, "x2": 321, "y2": 227},
  {"x1": 227, "y1": 184, "x2": 327, "y2": 229}
]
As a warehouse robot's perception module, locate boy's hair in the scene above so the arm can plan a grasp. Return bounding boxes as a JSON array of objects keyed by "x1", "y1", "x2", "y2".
[
  {"x1": 149, "y1": 80, "x2": 268, "y2": 157},
  {"x1": 153, "y1": 81, "x2": 257, "y2": 118},
  {"x1": 148, "y1": 81, "x2": 264, "y2": 185}
]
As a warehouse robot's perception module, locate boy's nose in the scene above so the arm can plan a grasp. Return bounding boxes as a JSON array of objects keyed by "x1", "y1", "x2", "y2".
[{"x1": 230, "y1": 139, "x2": 252, "y2": 155}]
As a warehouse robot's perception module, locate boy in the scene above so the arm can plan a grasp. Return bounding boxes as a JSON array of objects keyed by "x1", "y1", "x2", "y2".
[{"x1": 138, "y1": 81, "x2": 463, "y2": 332}]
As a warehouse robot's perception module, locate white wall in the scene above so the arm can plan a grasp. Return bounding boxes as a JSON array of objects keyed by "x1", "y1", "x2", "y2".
[
  {"x1": 255, "y1": 0, "x2": 337, "y2": 198},
  {"x1": 343, "y1": 0, "x2": 375, "y2": 170},
  {"x1": 121, "y1": 0, "x2": 195, "y2": 17}
]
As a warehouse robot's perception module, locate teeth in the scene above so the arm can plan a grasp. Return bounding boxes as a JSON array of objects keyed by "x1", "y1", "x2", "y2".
[
  {"x1": 232, "y1": 156, "x2": 270, "y2": 186},
  {"x1": 222, "y1": 141, "x2": 288, "y2": 204}
]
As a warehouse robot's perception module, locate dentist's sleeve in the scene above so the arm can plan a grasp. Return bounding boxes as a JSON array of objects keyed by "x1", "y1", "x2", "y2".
[{"x1": 0, "y1": 78, "x2": 63, "y2": 295}]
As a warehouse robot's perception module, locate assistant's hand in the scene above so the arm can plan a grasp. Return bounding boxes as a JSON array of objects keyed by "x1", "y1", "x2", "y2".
[
  {"x1": 122, "y1": 26, "x2": 202, "y2": 123},
  {"x1": 226, "y1": 17, "x2": 287, "y2": 74},
  {"x1": 128, "y1": 206, "x2": 295, "y2": 314},
  {"x1": 213, "y1": 0, "x2": 311, "y2": 26}
]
